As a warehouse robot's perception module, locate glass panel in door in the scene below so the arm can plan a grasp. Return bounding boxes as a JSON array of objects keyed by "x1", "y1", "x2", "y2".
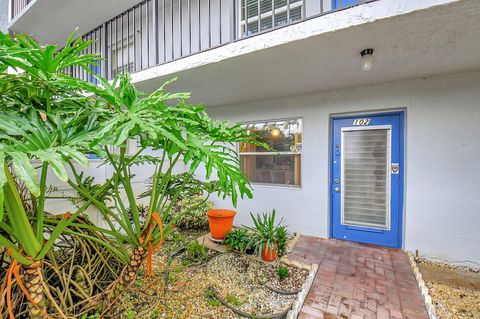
[{"x1": 342, "y1": 128, "x2": 390, "y2": 229}]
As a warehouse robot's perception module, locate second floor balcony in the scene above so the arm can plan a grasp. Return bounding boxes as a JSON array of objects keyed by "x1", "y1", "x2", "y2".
[{"x1": 9, "y1": 0, "x2": 373, "y2": 81}]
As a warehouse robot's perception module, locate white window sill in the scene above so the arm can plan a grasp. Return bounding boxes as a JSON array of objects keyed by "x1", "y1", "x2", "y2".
[{"x1": 251, "y1": 183, "x2": 302, "y2": 191}]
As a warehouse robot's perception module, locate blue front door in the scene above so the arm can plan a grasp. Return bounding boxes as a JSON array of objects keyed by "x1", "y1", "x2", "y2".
[
  {"x1": 331, "y1": 112, "x2": 404, "y2": 248},
  {"x1": 333, "y1": 0, "x2": 362, "y2": 9}
]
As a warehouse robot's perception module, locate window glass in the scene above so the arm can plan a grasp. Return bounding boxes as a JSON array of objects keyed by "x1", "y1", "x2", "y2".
[
  {"x1": 240, "y1": 118, "x2": 302, "y2": 186},
  {"x1": 240, "y1": 119, "x2": 302, "y2": 153}
]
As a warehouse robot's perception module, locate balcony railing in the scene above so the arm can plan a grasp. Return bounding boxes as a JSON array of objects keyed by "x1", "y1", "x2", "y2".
[
  {"x1": 65, "y1": 0, "x2": 367, "y2": 82},
  {"x1": 10, "y1": 0, "x2": 33, "y2": 20}
]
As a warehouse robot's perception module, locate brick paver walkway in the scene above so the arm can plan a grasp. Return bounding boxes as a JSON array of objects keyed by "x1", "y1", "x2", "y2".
[{"x1": 288, "y1": 236, "x2": 429, "y2": 319}]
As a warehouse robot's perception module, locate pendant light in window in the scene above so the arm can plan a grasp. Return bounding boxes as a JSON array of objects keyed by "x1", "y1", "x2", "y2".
[{"x1": 270, "y1": 127, "x2": 281, "y2": 138}]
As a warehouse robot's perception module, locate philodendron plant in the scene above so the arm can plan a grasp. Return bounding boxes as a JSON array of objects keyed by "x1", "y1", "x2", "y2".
[
  {"x1": 63, "y1": 73, "x2": 265, "y2": 304},
  {"x1": 0, "y1": 32, "x2": 108, "y2": 318},
  {"x1": 0, "y1": 28, "x2": 266, "y2": 317}
]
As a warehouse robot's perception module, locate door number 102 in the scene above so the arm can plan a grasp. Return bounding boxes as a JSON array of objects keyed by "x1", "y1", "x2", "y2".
[{"x1": 352, "y1": 118, "x2": 371, "y2": 126}]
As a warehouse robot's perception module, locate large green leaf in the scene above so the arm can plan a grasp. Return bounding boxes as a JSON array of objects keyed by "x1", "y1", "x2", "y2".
[
  {"x1": 10, "y1": 151, "x2": 40, "y2": 197},
  {"x1": 60, "y1": 147, "x2": 89, "y2": 167},
  {"x1": 34, "y1": 150, "x2": 68, "y2": 182},
  {"x1": 0, "y1": 31, "x2": 107, "y2": 264}
]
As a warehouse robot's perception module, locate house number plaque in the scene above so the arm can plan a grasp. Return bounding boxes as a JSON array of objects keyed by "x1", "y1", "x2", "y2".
[{"x1": 352, "y1": 118, "x2": 371, "y2": 126}]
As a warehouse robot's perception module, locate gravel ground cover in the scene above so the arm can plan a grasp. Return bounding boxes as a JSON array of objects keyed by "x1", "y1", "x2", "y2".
[
  {"x1": 426, "y1": 281, "x2": 480, "y2": 319},
  {"x1": 207, "y1": 253, "x2": 309, "y2": 316},
  {"x1": 416, "y1": 258, "x2": 480, "y2": 319},
  {"x1": 105, "y1": 230, "x2": 309, "y2": 319}
]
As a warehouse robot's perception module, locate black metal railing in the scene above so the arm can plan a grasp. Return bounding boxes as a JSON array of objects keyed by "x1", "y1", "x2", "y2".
[
  {"x1": 10, "y1": 0, "x2": 33, "y2": 20},
  {"x1": 66, "y1": 0, "x2": 366, "y2": 82}
]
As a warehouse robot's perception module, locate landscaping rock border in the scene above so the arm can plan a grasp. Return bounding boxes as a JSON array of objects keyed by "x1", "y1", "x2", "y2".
[
  {"x1": 281, "y1": 258, "x2": 318, "y2": 319},
  {"x1": 407, "y1": 251, "x2": 438, "y2": 319}
]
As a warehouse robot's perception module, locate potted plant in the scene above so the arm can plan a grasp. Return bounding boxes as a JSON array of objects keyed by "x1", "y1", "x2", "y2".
[
  {"x1": 247, "y1": 209, "x2": 286, "y2": 262},
  {"x1": 207, "y1": 209, "x2": 236, "y2": 242}
]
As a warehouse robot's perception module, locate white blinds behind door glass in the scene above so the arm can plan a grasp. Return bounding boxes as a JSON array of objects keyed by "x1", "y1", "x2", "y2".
[{"x1": 342, "y1": 128, "x2": 390, "y2": 229}]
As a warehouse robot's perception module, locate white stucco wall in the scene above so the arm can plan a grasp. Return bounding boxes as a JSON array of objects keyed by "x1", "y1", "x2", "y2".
[
  {"x1": 0, "y1": 0, "x2": 8, "y2": 33},
  {"x1": 43, "y1": 153, "x2": 186, "y2": 228},
  {"x1": 205, "y1": 71, "x2": 480, "y2": 268}
]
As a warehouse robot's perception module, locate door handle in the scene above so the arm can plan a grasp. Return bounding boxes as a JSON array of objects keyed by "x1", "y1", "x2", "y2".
[{"x1": 334, "y1": 187, "x2": 340, "y2": 193}]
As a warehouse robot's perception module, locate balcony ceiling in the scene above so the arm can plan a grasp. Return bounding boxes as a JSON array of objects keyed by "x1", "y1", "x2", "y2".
[
  {"x1": 132, "y1": 0, "x2": 480, "y2": 107},
  {"x1": 9, "y1": 0, "x2": 144, "y2": 45}
]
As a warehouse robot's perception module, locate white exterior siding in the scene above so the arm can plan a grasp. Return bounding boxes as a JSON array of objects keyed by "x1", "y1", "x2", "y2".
[{"x1": 205, "y1": 71, "x2": 480, "y2": 268}]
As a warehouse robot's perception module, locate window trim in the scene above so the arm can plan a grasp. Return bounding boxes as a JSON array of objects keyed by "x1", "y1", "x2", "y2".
[{"x1": 238, "y1": 117, "x2": 303, "y2": 188}]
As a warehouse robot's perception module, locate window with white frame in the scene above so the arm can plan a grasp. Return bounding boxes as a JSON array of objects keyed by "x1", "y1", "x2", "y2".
[
  {"x1": 239, "y1": 0, "x2": 304, "y2": 37},
  {"x1": 239, "y1": 118, "x2": 302, "y2": 187}
]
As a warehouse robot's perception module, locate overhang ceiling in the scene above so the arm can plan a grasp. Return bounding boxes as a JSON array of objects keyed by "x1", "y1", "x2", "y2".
[{"x1": 133, "y1": 0, "x2": 480, "y2": 107}]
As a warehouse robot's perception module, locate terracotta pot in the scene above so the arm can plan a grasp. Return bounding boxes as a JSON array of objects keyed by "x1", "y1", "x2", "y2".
[
  {"x1": 261, "y1": 243, "x2": 277, "y2": 262},
  {"x1": 207, "y1": 209, "x2": 236, "y2": 241}
]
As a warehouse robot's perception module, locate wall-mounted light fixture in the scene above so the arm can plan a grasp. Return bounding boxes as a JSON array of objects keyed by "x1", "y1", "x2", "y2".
[{"x1": 360, "y1": 48, "x2": 374, "y2": 71}]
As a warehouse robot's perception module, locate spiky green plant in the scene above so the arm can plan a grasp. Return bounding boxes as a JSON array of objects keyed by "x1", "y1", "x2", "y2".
[
  {"x1": 246, "y1": 209, "x2": 285, "y2": 258},
  {"x1": 277, "y1": 266, "x2": 289, "y2": 280}
]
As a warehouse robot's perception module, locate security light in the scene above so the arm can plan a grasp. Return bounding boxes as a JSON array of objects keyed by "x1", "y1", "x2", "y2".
[{"x1": 361, "y1": 48, "x2": 374, "y2": 71}]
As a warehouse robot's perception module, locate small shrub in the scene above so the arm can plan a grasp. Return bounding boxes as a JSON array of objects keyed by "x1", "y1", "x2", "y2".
[
  {"x1": 205, "y1": 289, "x2": 222, "y2": 307},
  {"x1": 150, "y1": 309, "x2": 159, "y2": 318},
  {"x1": 223, "y1": 228, "x2": 251, "y2": 252},
  {"x1": 205, "y1": 289, "x2": 216, "y2": 299},
  {"x1": 277, "y1": 266, "x2": 289, "y2": 280},
  {"x1": 168, "y1": 272, "x2": 177, "y2": 283},
  {"x1": 182, "y1": 259, "x2": 193, "y2": 267},
  {"x1": 226, "y1": 294, "x2": 244, "y2": 306},
  {"x1": 172, "y1": 195, "x2": 213, "y2": 229},
  {"x1": 207, "y1": 299, "x2": 222, "y2": 307},
  {"x1": 126, "y1": 309, "x2": 136, "y2": 319},
  {"x1": 185, "y1": 240, "x2": 208, "y2": 261},
  {"x1": 166, "y1": 229, "x2": 184, "y2": 242}
]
